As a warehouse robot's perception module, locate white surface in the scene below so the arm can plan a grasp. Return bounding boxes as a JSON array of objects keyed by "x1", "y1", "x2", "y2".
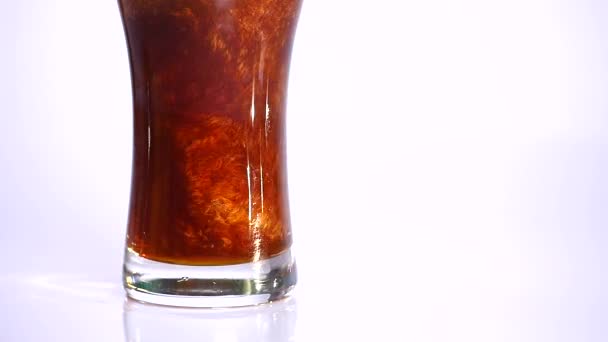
[{"x1": 2, "y1": 0, "x2": 608, "y2": 341}]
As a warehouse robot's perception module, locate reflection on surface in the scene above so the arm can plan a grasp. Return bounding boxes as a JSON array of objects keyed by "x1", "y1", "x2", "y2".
[
  {"x1": 22, "y1": 274, "x2": 121, "y2": 303},
  {"x1": 123, "y1": 298, "x2": 297, "y2": 342}
]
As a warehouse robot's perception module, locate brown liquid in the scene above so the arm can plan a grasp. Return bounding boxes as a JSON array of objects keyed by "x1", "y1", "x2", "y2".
[{"x1": 119, "y1": 0, "x2": 302, "y2": 265}]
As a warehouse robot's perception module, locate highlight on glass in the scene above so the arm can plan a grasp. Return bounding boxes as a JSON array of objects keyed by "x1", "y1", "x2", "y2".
[{"x1": 119, "y1": 0, "x2": 302, "y2": 307}]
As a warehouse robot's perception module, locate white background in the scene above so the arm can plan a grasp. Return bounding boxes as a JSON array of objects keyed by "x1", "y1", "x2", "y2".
[{"x1": 1, "y1": 0, "x2": 608, "y2": 341}]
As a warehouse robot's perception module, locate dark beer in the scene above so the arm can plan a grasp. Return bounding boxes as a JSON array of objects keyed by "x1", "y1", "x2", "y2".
[{"x1": 119, "y1": 0, "x2": 302, "y2": 266}]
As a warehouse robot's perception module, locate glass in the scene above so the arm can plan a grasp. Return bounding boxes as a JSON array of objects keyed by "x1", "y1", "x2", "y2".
[{"x1": 119, "y1": 0, "x2": 302, "y2": 307}]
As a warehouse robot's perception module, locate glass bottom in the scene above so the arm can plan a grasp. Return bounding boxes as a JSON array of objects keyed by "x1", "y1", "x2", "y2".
[{"x1": 123, "y1": 249, "x2": 297, "y2": 308}]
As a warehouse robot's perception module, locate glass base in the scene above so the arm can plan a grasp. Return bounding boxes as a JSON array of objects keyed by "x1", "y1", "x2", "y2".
[{"x1": 123, "y1": 249, "x2": 297, "y2": 308}]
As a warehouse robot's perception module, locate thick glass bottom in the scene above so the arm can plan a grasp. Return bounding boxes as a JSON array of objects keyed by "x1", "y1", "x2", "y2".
[{"x1": 123, "y1": 249, "x2": 297, "y2": 307}]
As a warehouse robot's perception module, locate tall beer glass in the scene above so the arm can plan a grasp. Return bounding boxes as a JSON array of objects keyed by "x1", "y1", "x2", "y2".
[{"x1": 119, "y1": 0, "x2": 302, "y2": 307}]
